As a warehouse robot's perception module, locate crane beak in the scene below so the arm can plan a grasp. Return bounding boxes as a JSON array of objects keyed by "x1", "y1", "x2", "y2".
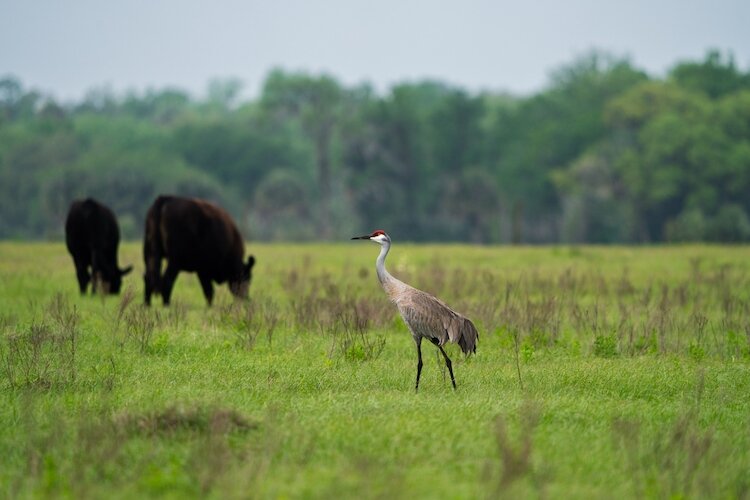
[{"x1": 351, "y1": 235, "x2": 370, "y2": 240}]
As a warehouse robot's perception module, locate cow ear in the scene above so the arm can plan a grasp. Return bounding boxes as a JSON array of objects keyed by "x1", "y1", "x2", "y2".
[
  {"x1": 120, "y1": 265, "x2": 133, "y2": 276},
  {"x1": 247, "y1": 256, "x2": 256, "y2": 269}
]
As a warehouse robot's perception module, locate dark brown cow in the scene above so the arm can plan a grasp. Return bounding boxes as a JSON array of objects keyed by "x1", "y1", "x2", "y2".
[
  {"x1": 65, "y1": 198, "x2": 132, "y2": 294},
  {"x1": 143, "y1": 195, "x2": 255, "y2": 306}
]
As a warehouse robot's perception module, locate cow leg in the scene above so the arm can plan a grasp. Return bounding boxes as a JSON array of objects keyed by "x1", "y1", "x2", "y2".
[
  {"x1": 73, "y1": 257, "x2": 91, "y2": 294},
  {"x1": 160, "y1": 264, "x2": 180, "y2": 306},
  {"x1": 90, "y1": 250, "x2": 102, "y2": 294},
  {"x1": 144, "y1": 257, "x2": 161, "y2": 306},
  {"x1": 144, "y1": 280, "x2": 153, "y2": 306},
  {"x1": 198, "y1": 272, "x2": 214, "y2": 306}
]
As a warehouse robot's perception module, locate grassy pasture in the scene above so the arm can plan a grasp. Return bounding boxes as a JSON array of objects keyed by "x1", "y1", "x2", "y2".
[{"x1": 0, "y1": 242, "x2": 749, "y2": 499}]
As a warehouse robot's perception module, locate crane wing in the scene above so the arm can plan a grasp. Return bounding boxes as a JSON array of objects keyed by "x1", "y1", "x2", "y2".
[{"x1": 396, "y1": 287, "x2": 478, "y2": 355}]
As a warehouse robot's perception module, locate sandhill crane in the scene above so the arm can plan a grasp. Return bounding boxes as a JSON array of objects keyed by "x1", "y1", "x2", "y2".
[{"x1": 352, "y1": 230, "x2": 478, "y2": 391}]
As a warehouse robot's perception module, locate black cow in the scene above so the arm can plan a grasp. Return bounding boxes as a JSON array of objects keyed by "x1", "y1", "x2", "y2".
[
  {"x1": 65, "y1": 198, "x2": 133, "y2": 294},
  {"x1": 143, "y1": 195, "x2": 255, "y2": 306}
]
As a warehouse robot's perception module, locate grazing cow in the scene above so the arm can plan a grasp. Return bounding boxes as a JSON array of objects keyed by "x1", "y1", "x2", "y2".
[
  {"x1": 65, "y1": 198, "x2": 133, "y2": 294},
  {"x1": 143, "y1": 195, "x2": 255, "y2": 306}
]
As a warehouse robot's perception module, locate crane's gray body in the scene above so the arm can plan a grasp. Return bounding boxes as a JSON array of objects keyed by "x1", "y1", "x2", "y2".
[
  {"x1": 376, "y1": 241, "x2": 478, "y2": 354},
  {"x1": 359, "y1": 231, "x2": 478, "y2": 390}
]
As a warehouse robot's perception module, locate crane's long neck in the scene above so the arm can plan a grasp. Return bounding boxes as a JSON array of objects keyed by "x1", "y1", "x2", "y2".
[
  {"x1": 376, "y1": 241, "x2": 394, "y2": 286},
  {"x1": 375, "y1": 240, "x2": 406, "y2": 301}
]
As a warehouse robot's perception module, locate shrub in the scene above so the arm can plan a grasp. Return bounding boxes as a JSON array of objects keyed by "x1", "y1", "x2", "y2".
[
  {"x1": 706, "y1": 204, "x2": 750, "y2": 242},
  {"x1": 593, "y1": 333, "x2": 619, "y2": 358}
]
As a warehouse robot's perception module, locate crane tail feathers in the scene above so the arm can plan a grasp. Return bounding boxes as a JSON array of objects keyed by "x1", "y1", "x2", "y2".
[{"x1": 457, "y1": 318, "x2": 479, "y2": 355}]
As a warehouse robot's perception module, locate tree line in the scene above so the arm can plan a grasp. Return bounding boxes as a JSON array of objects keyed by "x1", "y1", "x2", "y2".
[{"x1": 1, "y1": 50, "x2": 749, "y2": 243}]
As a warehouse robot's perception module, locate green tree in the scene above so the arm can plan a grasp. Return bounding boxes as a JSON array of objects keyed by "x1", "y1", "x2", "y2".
[
  {"x1": 1, "y1": 50, "x2": 749, "y2": 243},
  {"x1": 251, "y1": 169, "x2": 315, "y2": 241},
  {"x1": 670, "y1": 50, "x2": 750, "y2": 99},
  {"x1": 439, "y1": 167, "x2": 501, "y2": 243},
  {"x1": 260, "y1": 70, "x2": 343, "y2": 236},
  {"x1": 486, "y1": 52, "x2": 646, "y2": 242}
]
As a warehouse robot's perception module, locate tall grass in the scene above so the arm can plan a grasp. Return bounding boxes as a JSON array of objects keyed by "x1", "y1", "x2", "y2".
[{"x1": 0, "y1": 243, "x2": 748, "y2": 498}]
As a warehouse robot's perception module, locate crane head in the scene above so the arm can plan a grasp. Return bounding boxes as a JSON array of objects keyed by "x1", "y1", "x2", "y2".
[{"x1": 351, "y1": 229, "x2": 390, "y2": 245}]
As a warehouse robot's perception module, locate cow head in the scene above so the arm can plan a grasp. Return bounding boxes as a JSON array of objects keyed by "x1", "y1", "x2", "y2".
[
  {"x1": 97, "y1": 265, "x2": 133, "y2": 295},
  {"x1": 110, "y1": 265, "x2": 134, "y2": 294},
  {"x1": 229, "y1": 255, "x2": 256, "y2": 299}
]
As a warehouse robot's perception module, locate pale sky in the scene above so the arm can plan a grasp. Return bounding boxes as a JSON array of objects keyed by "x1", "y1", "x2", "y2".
[{"x1": 2, "y1": 0, "x2": 749, "y2": 102}]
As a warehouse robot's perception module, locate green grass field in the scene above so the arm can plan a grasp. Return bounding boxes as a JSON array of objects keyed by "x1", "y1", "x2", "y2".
[{"x1": 1, "y1": 242, "x2": 749, "y2": 499}]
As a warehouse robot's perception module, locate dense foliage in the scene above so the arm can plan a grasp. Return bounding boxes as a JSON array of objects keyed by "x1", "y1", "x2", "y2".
[{"x1": 2, "y1": 50, "x2": 749, "y2": 242}]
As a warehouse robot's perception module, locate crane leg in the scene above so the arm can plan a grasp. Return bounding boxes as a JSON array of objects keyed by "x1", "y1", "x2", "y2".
[
  {"x1": 415, "y1": 338, "x2": 423, "y2": 393},
  {"x1": 437, "y1": 344, "x2": 457, "y2": 390}
]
